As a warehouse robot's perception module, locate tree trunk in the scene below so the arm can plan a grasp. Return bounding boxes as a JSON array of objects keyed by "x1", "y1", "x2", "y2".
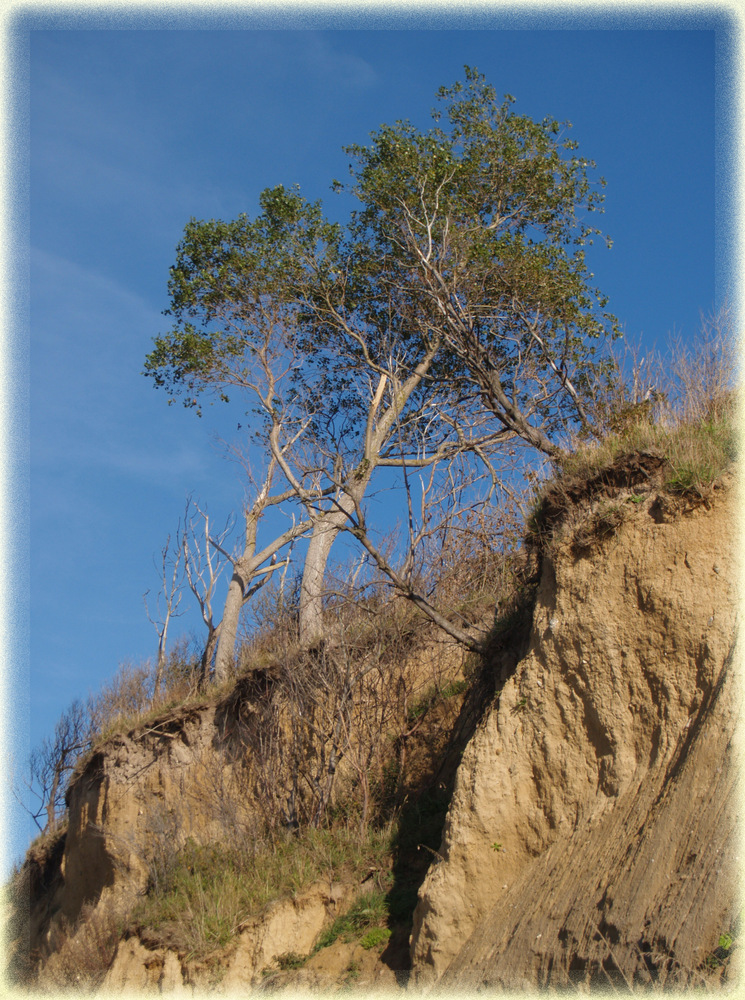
[
  {"x1": 199, "y1": 624, "x2": 220, "y2": 688},
  {"x1": 153, "y1": 649, "x2": 166, "y2": 700},
  {"x1": 214, "y1": 571, "x2": 247, "y2": 684},
  {"x1": 46, "y1": 771, "x2": 60, "y2": 833},
  {"x1": 299, "y1": 492, "x2": 359, "y2": 648}
]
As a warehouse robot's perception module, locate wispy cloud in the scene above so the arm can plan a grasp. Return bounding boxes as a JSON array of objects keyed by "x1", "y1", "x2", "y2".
[
  {"x1": 32, "y1": 246, "x2": 160, "y2": 333},
  {"x1": 32, "y1": 53, "x2": 241, "y2": 242},
  {"x1": 299, "y1": 33, "x2": 378, "y2": 91},
  {"x1": 32, "y1": 248, "x2": 212, "y2": 482}
]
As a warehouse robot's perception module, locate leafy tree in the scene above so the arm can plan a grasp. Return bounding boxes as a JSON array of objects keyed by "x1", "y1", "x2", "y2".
[
  {"x1": 336, "y1": 67, "x2": 617, "y2": 457},
  {"x1": 146, "y1": 186, "x2": 499, "y2": 650},
  {"x1": 146, "y1": 69, "x2": 617, "y2": 654},
  {"x1": 145, "y1": 195, "x2": 328, "y2": 677}
]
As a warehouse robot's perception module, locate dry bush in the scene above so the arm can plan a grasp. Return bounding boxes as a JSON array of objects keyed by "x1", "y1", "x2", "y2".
[
  {"x1": 156, "y1": 634, "x2": 202, "y2": 701},
  {"x1": 86, "y1": 659, "x2": 155, "y2": 737},
  {"x1": 553, "y1": 307, "x2": 738, "y2": 503},
  {"x1": 224, "y1": 646, "x2": 364, "y2": 832},
  {"x1": 426, "y1": 495, "x2": 528, "y2": 628},
  {"x1": 229, "y1": 483, "x2": 535, "y2": 833},
  {"x1": 219, "y1": 559, "x2": 470, "y2": 835},
  {"x1": 310, "y1": 617, "x2": 417, "y2": 829},
  {"x1": 665, "y1": 304, "x2": 738, "y2": 425},
  {"x1": 86, "y1": 638, "x2": 202, "y2": 742},
  {"x1": 18, "y1": 700, "x2": 91, "y2": 835},
  {"x1": 580, "y1": 333, "x2": 665, "y2": 442}
]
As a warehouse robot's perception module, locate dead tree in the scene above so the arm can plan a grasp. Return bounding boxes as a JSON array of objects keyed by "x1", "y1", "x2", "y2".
[
  {"x1": 144, "y1": 533, "x2": 186, "y2": 697},
  {"x1": 179, "y1": 500, "x2": 233, "y2": 686},
  {"x1": 18, "y1": 700, "x2": 91, "y2": 833}
]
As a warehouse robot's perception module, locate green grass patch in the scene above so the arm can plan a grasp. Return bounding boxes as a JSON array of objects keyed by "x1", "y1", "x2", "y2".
[
  {"x1": 663, "y1": 417, "x2": 737, "y2": 494},
  {"x1": 360, "y1": 926, "x2": 391, "y2": 950},
  {"x1": 132, "y1": 826, "x2": 393, "y2": 961},
  {"x1": 314, "y1": 889, "x2": 390, "y2": 951}
]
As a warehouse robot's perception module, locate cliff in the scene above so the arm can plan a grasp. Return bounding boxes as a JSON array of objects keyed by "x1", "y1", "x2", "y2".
[
  {"x1": 8, "y1": 464, "x2": 740, "y2": 993},
  {"x1": 411, "y1": 468, "x2": 740, "y2": 989}
]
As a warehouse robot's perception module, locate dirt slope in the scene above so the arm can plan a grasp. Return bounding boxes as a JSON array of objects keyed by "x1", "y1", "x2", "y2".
[{"x1": 410, "y1": 473, "x2": 740, "y2": 988}]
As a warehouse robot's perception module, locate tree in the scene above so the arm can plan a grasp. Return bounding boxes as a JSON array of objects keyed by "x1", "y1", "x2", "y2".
[
  {"x1": 144, "y1": 533, "x2": 186, "y2": 697},
  {"x1": 146, "y1": 187, "x2": 501, "y2": 650},
  {"x1": 295, "y1": 69, "x2": 616, "y2": 639},
  {"x1": 337, "y1": 67, "x2": 617, "y2": 459},
  {"x1": 145, "y1": 200, "x2": 325, "y2": 678},
  {"x1": 208, "y1": 459, "x2": 311, "y2": 683},
  {"x1": 179, "y1": 499, "x2": 232, "y2": 686},
  {"x1": 294, "y1": 359, "x2": 502, "y2": 646},
  {"x1": 18, "y1": 700, "x2": 91, "y2": 833},
  {"x1": 146, "y1": 69, "x2": 617, "y2": 653}
]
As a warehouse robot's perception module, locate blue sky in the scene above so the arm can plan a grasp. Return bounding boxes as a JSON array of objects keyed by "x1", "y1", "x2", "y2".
[{"x1": 2, "y1": 10, "x2": 735, "y2": 874}]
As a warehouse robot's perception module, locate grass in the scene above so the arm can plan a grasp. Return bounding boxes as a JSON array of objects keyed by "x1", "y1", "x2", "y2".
[
  {"x1": 314, "y1": 889, "x2": 390, "y2": 952},
  {"x1": 360, "y1": 926, "x2": 392, "y2": 950},
  {"x1": 131, "y1": 825, "x2": 394, "y2": 961},
  {"x1": 562, "y1": 410, "x2": 735, "y2": 495},
  {"x1": 526, "y1": 401, "x2": 737, "y2": 554},
  {"x1": 663, "y1": 415, "x2": 737, "y2": 494}
]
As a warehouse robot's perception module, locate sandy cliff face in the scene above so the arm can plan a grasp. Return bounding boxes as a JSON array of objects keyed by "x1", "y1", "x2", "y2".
[
  {"x1": 410, "y1": 475, "x2": 740, "y2": 988},
  {"x1": 60, "y1": 703, "x2": 228, "y2": 920},
  {"x1": 25, "y1": 693, "x2": 266, "y2": 967}
]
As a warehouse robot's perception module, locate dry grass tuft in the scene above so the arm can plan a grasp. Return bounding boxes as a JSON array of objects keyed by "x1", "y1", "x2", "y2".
[{"x1": 529, "y1": 307, "x2": 738, "y2": 550}]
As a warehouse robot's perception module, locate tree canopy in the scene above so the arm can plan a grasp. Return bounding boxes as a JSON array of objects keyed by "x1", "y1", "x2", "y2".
[
  {"x1": 332, "y1": 68, "x2": 617, "y2": 454},
  {"x1": 145, "y1": 68, "x2": 618, "y2": 662},
  {"x1": 146, "y1": 68, "x2": 616, "y2": 458}
]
